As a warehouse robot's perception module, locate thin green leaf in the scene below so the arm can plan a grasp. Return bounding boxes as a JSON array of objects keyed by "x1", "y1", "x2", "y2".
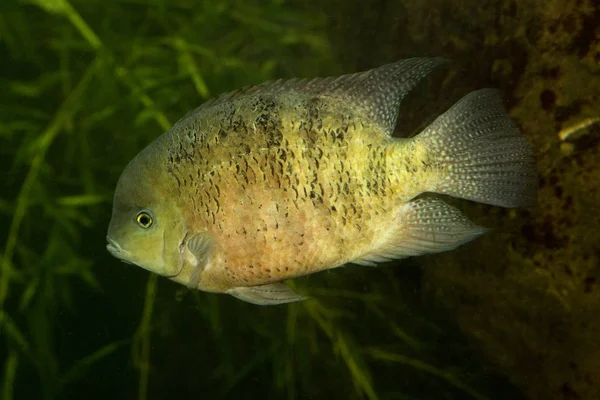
[
  {"x1": 56, "y1": 194, "x2": 109, "y2": 207},
  {"x1": 366, "y1": 348, "x2": 489, "y2": 400},
  {"x1": 60, "y1": 339, "x2": 130, "y2": 386}
]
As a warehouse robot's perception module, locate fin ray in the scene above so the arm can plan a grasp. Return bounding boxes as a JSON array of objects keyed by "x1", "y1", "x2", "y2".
[
  {"x1": 353, "y1": 198, "x2": 487, "y2": 265},
  {"x1": 185, "y1": 232, "x2": 215, "y2": 289},
  {"x1": 227, "y1": 283, "x2": 308, "y2": 306},
  {"x1": 415, "y1": 89, "x2": 537, "y2": 207},
  {"x1": 177, "y1": 58, "x2": 449, "y2": 135}
]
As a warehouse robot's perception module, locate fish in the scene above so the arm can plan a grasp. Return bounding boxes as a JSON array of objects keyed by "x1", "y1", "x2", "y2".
[{"x1": 106, "y1": 58, "x2": 537, "y2": 305}]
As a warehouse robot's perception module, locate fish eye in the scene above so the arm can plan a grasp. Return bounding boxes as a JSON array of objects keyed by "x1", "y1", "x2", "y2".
[{"x1": 136, "y1": 211, "x2": 153, "y2": 229}]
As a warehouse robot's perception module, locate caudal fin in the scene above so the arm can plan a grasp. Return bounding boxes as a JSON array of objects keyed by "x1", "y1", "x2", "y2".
[{"x1": 414, "y1": 89, "x2": 537, "y2": 208}]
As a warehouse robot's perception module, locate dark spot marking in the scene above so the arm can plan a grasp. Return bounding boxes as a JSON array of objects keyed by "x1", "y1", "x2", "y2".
[
  {"x1": 573, "y1": 7, "x2": 600, "y2": 57},
  {"x1": 521, "y1": 224, "x2": 535, "y2": 242},
  {"x1": 584, "y1": 276, "x2": 596, "y2": 293},
  {"x1": 266, "y1": 129, "x2": 283, "y2": 147},
  {"x1": 540, "y1": 90, "x2": 556, "y2": 111},
  {"x1": 564, "y1": 265, "x2": 573, "y2": 277},
  {"x1": 555, "y1": 101, "x2": 584, "y2": 123},
  {"x1": 554, "y1": 186, "x2": 563, "y2": 198},
  {"x1": 506, "y1": 0, "x2": 517, "y2": 17},
  {"x1": 540, "y1": 67, "x2": 561, "y2": 80},
  {"x1": 559, "y1": 382, "x2": 579, "y2": 399},
  {"x1": 562, "y1": 16, "x2": 577, "y2": 34}
]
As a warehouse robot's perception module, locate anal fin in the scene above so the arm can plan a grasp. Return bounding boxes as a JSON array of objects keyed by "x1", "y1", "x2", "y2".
[
  {"x1": 228, "y1": 283, "x2": 308, "y2": 306},
  {"x1": 354, "y1": 197, "x2": 487, "y2": 265}
]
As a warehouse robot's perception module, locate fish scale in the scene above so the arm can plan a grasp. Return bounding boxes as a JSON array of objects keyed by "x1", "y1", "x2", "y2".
[{"x1": 190, "y1": 100, "x2": 387, "y2": 286}]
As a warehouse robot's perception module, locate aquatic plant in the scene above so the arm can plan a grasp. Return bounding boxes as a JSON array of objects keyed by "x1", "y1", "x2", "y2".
[{"x1": 0, "y1": 1, "x2": 522, "y2": 399}]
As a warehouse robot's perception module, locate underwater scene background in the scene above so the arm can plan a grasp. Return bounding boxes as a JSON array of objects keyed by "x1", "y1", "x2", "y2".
[{"x1": 1, "y1": 0, "x2": 599, "y2": 399}]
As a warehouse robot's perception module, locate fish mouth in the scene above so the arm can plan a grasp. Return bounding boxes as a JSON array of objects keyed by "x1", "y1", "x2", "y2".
[
  {"x1": 105, "y1": 235, "x2": 179, "y2": 277},
  {"x1": 106, "y1": 236, "x2": 133, "y2": 265}
]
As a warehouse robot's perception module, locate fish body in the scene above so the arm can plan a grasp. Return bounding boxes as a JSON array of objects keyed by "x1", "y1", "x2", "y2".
[{"x1": 106, "y1": 58, "x2": 537, "y2": 305}]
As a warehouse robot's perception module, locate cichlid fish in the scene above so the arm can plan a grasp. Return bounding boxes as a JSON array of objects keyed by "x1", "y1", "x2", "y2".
[{"x1": 106, "y1": 58, "x2": 537, "y2": 305}]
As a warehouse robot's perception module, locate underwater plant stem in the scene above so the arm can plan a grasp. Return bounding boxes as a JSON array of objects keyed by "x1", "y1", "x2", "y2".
[
  {"x1": 114, "y1": 67, "x2": 172, "y2": 131},
  {"x1": 59, "y1": 339, "x2": 130, "y2": 388},
  {"x1": 0, "y1": 59, "x2": 99, "y2": 311},
  {"x1": 285, "y1": 304, "x2": 297, "y2": 400},
  {"x1": 135, "y1": 274, "x2": 158, "y2": 400},
  {"x1": 61, "y1": 0, "x2": 102, "y2": 49},
  {"x1": 365, "y1": 348, "x2": 489, "y2": 400},
  {"x1": 305, "y1": 303, "x2": 379, "y2": 400},
  {"x1": 173, "y1": 38, "x2": 210, "y2": 98},
  {"x1": 1, "y1": 351, "x2": 18, "y2": 400}
]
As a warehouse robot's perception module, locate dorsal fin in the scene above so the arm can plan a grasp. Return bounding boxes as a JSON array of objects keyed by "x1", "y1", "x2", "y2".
[{"x1": 175, "y1": 58, "x2": 449, "y2": 135}]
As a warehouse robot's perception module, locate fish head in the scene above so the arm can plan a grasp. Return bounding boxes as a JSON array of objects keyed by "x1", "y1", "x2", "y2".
[{"x1": 106, "y1": 152, "x2": 186, "y2": 278}]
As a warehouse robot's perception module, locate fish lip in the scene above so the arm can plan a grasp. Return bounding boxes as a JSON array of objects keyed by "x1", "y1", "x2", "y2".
[
  {"x1": 106, "y1": 236, "x2": 122, "y2": 251},
  {"x1": 106, "y1": 236, "x2": 133, "y2": 265}
]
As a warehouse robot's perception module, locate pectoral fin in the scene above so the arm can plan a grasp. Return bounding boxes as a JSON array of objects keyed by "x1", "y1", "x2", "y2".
[
  {"x1": 228, "y1": 283, "x2": 308, "y2": 306},
  {"x1": 184, "y1": 232, "x2": 216, "y2": 289}
]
